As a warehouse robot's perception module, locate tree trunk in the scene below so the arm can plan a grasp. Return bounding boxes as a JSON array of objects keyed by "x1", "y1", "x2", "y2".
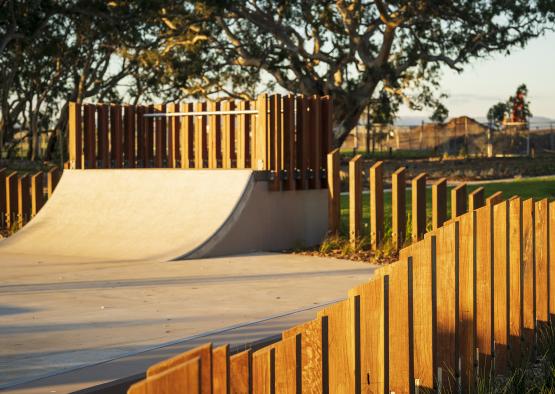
[
  {"x1": 44, "y1": 102, "x2": 68, "y2": 162},
  {"x1": 331, "y1": 94, "x2": 371, "y2": 148}
]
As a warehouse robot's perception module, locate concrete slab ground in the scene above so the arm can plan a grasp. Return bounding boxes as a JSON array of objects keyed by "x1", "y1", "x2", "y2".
[{"x1": 0, "y1": 252, "x2": 376, "y2": 392}]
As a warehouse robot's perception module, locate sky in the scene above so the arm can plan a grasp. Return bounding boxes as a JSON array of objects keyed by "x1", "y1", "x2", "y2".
[{"x1": 399, "y1": 31, "x2": 555, "y2": 121}]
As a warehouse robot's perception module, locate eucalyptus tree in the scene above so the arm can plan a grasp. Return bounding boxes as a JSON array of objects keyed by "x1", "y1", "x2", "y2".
[{"x1": 157, "y1": 0, "x2": 555, "y2": 145}]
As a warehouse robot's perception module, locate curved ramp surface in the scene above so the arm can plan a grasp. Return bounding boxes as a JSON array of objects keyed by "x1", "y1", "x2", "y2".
[{"x1": 0, "y1": 169, "x2": 327, "y2": 261}]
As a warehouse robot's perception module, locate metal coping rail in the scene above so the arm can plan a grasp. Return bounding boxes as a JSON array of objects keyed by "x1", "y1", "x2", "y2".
[{"x1": 143, "y1": 110, "x2": 258, "y2": 117}]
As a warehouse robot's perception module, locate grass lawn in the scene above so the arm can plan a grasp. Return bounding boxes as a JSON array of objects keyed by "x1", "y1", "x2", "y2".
[{"x1": 339, "y1": 176, "x2": 555, "y2": 238}]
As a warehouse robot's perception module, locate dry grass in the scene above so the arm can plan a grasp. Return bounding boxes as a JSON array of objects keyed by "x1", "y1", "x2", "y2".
[{"x1": 295, "y1": 232, "x2": 399, "y2": 264}]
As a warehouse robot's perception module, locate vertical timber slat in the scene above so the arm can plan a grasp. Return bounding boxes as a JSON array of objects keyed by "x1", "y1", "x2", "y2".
[
  {"x1": 392, "y1": 167, "x2": 406, "y2": 250},
  {"x1": 17, "y1": 175, "x2": 30, "y2": 225},
  {"x1": 255, "y1": 94, "x2": 268, "y2": 171},
  {"x1": 493, "y1": 200, "x2": 510, "y2": 374},
  {"x1": 68, "y1": 102, "x2": 82, "y2": 169},
  {"x1": 295, "y1": 95, "x2": 309, "y2": 189},
  {"x1": 283, "y1": 95, "x2": 296, "y2": 190},
  {"x1": 309, "y1": 95, "x2": 321, "y2": 189},
  {"x1": 535, "y1": 199, "x2": 549, "y2": 324},
  {"x1": 522, "y1": 198, "x2": 535, "y2": 355},
  {"x1": 412, "y1": 173, "x2": 427, "y2": 241},
  {"x1": 349, "y1": 154, "x2": 363, "y2": 245},
  {"x1": 111, "y1": 104, "x2": 123, "y2": 168},
  {"x1": 509, "y1": 197, "x2": 523, "y2": 366},
  {"x1": 180, "y1": 103, "x2": 194, "y2": 169},
  {"x1": 213, "y1": 344, "x2": 230, "y2": 394},
  {"x1": 30, "y1": 172, "x2": 44, "y2": 217},
  {"x1": 327, "y1": 149, "x2": 340, "y2": 234},
  {"x1": 370, "y1": 161, "x2": 384, "y2": 250},
  {"x1": 432, "y1": 178, "x2": 447, "y2": 230},
  {"x1": 230, "y1": 350, "x2": 252, "y2": 394},
  {"x1": 451, "y1": 183, "x2": 467, "y2": 219},
  {"x1": 98, "y1": 104, "x2": 110, "y2": 168},
  {"x1": 469, "y1": 187, "x2": 485, "y2": 211}
]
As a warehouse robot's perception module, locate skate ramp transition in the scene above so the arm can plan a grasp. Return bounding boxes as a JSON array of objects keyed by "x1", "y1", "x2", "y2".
[{"x1": 0, "y1": 169, "x2": 327, "y2": 261}]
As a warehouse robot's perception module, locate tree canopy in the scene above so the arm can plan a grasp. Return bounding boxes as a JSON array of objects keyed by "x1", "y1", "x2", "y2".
[
  {"x1": 430, "y1": 103, "x2": 449, "y2": 124},
  {"x1": 487, "y1": 83, "x2": 532, "y2": 129},
  {"x1": 1, "y1": 0, "x2": 554, "y2": 159},
  {"x1": 156, "y1": 0, "x2": 554, "y2": 145}
]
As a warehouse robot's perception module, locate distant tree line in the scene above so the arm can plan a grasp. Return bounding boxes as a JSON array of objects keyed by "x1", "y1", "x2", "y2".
[{"x1": 1, "y1": 0, "x2": 553, "y2": 161}]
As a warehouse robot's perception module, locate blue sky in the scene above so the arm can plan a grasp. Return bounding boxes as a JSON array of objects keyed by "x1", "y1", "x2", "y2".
[{"x1": 399, "y1": 31, "x2": 555, "y2": 120}]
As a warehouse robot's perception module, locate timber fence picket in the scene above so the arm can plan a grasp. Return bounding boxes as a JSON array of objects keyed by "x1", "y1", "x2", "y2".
[
  {"x1": 0, "y1": 168, "x2": 60, "y2": 231},
  {"x1": 129, "y1": 190, "x2": 554, "y2": 394}
]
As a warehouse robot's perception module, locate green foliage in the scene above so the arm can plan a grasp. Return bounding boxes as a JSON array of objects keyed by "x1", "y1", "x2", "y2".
[
  {"x1": 156, "y1": 0, "x2": 554, "y2": 145},
  {"x1": 487, "y1": 102, "x2": 509, "y2": 129},
  {"x1": 430, "y1": 103, "x2": 449, "y2": 124},
  {"x1": 1, "y1": 0, "x2": 554, "y2": 155}
]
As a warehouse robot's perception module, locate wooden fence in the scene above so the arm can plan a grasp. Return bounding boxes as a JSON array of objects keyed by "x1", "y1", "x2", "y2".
[
  {"x1": 68, "y1": 94, "x2": 333, "y2": 191},
  {"x1": 128, "y1": 193, "x2": 555, "y2": 393},
  {"x1": 0, "y1": 168, "x2": 61, "y2": 231},
  {"x1": 327, "y1": 150, "x2": 479, "y2": 250}
]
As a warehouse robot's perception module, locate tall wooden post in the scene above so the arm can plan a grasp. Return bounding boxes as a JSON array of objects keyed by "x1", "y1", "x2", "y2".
[
  {"x1": 180, "y1": 103, "x2": 194, "y2": 169},
  {"x1": 5, "y1": 173, "x2": 17, "y2": 228},
  {"x1": 432, "y1": 178, "x2": 447, "y2": 230},
  {"x1": 0, "y1": 168, "x2": 6, "y2": 228},
  {"x1": 370, "y1": 161, "x2": 384, "y2": 250},
  {"x1": 349, "y1": 155, "x2": 363, "y2": 246},
  {"x1": 68, "y1": 102, "x2": 82, "y2": 169},
  {"x1": 392, "y1": 167, "x2": 406, "y2": 250},
  {"x1": 194, "y1": 102, "x2": 207, "y2": 169},
  {"x1": 47, "y1": 168, "x2": 60, "y2": 198},
  {"x1": 469, "y1": 187, "x2": 485, "y2": 211},
  {"x1": 17, "y1": 175, "x2": 31, "y2": 225},
  {"x1": 327, "y1": 149, "x2": 340, "y2": 234},
  {"x1": 30, "y1": 172, "x2": 44, "y2": 217},
  {"x1": 485, "y1": 191, "x2": 503, "y2": 207},
  {"x1": 451, "y1": 183, "x2": 467, "y2": 219},
  {"x1": 412, "y1": 173, "x2": 427, "y2": 241},
  {"x1": 255, "y1": 94, "x2": 268, "y2": 171}
]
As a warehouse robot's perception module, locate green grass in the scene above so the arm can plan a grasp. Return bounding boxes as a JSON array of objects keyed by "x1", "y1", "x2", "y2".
[{"x1": 339, "y1": 176, "x2": 555, "y2": 238}]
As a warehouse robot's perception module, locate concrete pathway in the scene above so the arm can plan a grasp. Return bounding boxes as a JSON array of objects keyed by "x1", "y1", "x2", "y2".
[{"x1": 0, "y1": 252, "x2": 376, "y2": 392}]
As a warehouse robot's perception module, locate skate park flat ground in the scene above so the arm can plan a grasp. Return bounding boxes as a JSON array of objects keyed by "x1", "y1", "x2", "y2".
[{"x1": 0, "y1": 252, "x2": 376, "y2": 392}]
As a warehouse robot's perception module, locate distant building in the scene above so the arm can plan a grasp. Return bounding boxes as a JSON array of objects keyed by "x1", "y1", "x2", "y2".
[{"x1": 341, "y1": 116, "x2": 489, "y2": 155}]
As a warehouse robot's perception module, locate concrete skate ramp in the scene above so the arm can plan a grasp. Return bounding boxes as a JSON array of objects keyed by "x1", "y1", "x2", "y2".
[{"x1": 0, "y1": 169, "x2": 327, "y2": 261}]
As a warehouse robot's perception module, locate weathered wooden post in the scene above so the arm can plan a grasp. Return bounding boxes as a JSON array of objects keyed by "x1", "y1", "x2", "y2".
[
  {"x1": 432, "y1": 178, "x2": 447, "y2": 230},
  {"x1": 194, "y1": 102, "x2": 207, "y2": 169},
  {"x1": 255, "y1": 94, "x2": 268, "y2": 171},
  {"x1": 412, "y1": 172, "x2": 427, "y2": 241},
  {"x1": 349, "y1": 155, "x2": 363, "y2": 246},
  {"x1": 370, "y1": 161, "x2": 384, "y2": 250},
  {"x1": 392, "y1": 167, "x2": 406, "y2": 250},
  {"x1": 485, "y1": 191, "x2": 503, "y2": 207},
  {"x1": 68, "y1": 102, "x2": 82, "y2": 169},
  {"x1": 327, "y1": 149, "x2": 341, "y2": 234},
  {"x1": 469, "y1": 187, "x2": 485, "y2": 211},
  {"x1": 46, "y1": 168, "x2": 60, "y2": 199},
  {"x1": 17, "y1": 175, "x2": 31, "y2": 225},
  {"x1": 30, "y1": 172, "x2": 44, "y2": 217},
  {"x1": 451, "y1": 183, "x2": 467, "y2": 219},
  {"x1": 509, "y1": 197, "x2": 522, "y2": 366},
  {"x1": 179, "y1": 102, "x2": 194, "y2": 169},
  {"x1": 283, "y1": 95, "x2": 296, "y2": 190},
  {"x1": 5, "y1": 173, "x2": 18, "y2": 228}
]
